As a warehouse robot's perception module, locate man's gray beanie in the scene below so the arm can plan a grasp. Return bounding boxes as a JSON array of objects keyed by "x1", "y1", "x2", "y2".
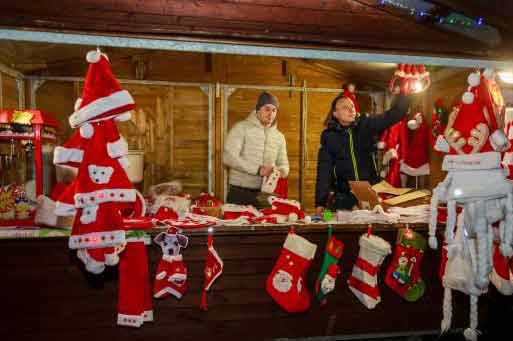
[{"x1": 256, "y1": 91, "x2": 279, "y2": 111}]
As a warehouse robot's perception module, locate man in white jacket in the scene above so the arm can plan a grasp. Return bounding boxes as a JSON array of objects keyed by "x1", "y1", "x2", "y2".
[{"x1": 223, "y1": 91, "x2": 289, "y2": 206}]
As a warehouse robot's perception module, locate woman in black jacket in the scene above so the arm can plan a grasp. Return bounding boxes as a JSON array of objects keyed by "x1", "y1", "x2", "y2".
[{"x1": 315, "y1": 92, "x2": 411, "y2": 215}]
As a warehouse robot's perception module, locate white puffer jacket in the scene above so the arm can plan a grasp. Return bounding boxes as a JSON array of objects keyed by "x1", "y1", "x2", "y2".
[{"x1": 223, "y1": 111, "x2": 289, "y2": 189}]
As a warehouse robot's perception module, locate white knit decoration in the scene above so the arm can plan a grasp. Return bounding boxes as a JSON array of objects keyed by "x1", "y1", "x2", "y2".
[
  {"x1": 467, "y1": 72, "x2": 481, "y2": 87},
  {"x1": 462, "y1": 91, "x2": 475, "y2": 104},
  {"x1": 80, "y1": 122, "x2": 94, "y2": 138},
  {"x1": 86, "y1": 50, "x2": 101, "y2": 63},
  {"x1": 483, "y1": 68, "x2": 494, "y2": 81}
]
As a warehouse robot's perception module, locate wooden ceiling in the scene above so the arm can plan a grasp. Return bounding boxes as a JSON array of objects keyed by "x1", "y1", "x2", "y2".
[{"x1": 0, "y1": 1, "x2": 512, "y2": 59}]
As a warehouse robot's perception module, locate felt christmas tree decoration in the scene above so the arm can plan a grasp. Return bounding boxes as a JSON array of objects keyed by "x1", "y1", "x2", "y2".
[
  {"x1": 347, "y1": 230, "x2": 391, "y2": 309},
  {"x1": 384, "y1": 227, "x2": 426, "y2": 302},
  {"x1": 200, "y1": 230, "x2": 223, "y2": 311},
  {"x1": 315, "y1": 225, "x2": 344, "y2": 306},
  {"x1": 266, "y1": 228, "x2": 317, "y2": 313}
]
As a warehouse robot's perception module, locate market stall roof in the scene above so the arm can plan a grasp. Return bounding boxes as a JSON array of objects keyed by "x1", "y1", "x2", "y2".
[{"x1": 0, "y1": 1, "x2": 512, "y2": 59}]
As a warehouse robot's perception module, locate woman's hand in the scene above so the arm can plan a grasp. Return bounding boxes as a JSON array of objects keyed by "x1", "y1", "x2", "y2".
[
  {"x1": 315, "y1": 206, "x2": 325, "y2": 216},
  {"x1": 259, "y1": 165, "x2": 274, "y2": 177}
]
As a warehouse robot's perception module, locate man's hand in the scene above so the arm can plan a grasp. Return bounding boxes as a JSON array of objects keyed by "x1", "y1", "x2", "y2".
[
  {"x1": 259, "y1": 165, "x2": 274, "y2": 177},
  {"x1": 315, "y1": 206, "x2": 325, "y2": 216}
]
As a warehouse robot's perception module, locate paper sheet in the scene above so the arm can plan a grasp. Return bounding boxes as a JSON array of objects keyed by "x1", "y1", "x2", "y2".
[
  {"x1": 371, "y1": 180, "x2": 412, "y2": 196},
  {"x1": 383, "y1": 190, "x2": 431, "y2": 206}
]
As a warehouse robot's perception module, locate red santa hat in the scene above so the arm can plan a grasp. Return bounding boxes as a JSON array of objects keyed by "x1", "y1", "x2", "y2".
[
  {"x1": 69, "y1": 50, "x2": 134, "y2": 129},
  {"x1": 193, "y1": 192, "x2": 221, "y2": 208},
  {"x1": 222, "y1": 204, "x2": 261, "y2": 220},
  {"x1": 53, "y1": 130, "x2": 86, "y2": 167},
  {"x1": 261, "y1": 168, "x2": 288, "y2": 198},
  {"x1": 401, "y1": 112, "x2": 430, "y2": 176},
  {"x1": 200, "y1": 232, "x2": 223, "y2": 311},
  {"x1": 55, "y1": 180, "x2": 78, "y2": 216},
  {"x1": 261, "y1": 196, "x2": 305, "y2": 223}
]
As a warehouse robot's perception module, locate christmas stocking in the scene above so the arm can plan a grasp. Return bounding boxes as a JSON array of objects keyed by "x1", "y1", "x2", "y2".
[
  {"x1": 117, "y1": 232, "x2": 153, "y2": 328},
  {"x1": 200, "y1": 232, "x2": 224, "y2": 311},
  {"x1": 266, "y1": 230, "x2": 317, "y2": 313},
  {"x1": 384, "y1": 228, "x2": 427, "y2": 302},
  {"x1": 315, "y1": 226, "x2": 344, "y2": 306},
  {"x1": 347, "y1": 233, "x2": 391, "y2": 309},
  {"x1": 153, "y1": 230, "x2": 189, "y2": 299}
]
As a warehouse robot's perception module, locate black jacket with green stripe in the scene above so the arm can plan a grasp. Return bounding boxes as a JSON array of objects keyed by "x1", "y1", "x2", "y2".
[{"x1": 315, "y1": 94, "x2": 411, "y2": 208}]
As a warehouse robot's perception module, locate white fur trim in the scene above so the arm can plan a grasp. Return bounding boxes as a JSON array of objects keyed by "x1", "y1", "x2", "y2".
[
  {"x1": 69, "y1": 230, "x2": 125, "y2": 249},
  {"x1": 104, "y1": 252, "x2": 120, "y2": 266},
  {"x1": 268, "y1": 196, "x2": 301, "y2": 209},
  {"x1": 462, "y1": 92, "x2": 474, "y2": 104},
  {"x1": 79, "y1": 123, "x2": 94, "y2": 139},
  {"x1": 221, "y1": 203, "x2": 260, "y2": 216},
  {"x1": 434, "y1": 135, "x2": 450, "y2": 153},
  {"x1": 153, "y1": 287, "x2": 183, "y2": 299},
  {"x1": 442, "y1": 152, "x2": 502, "y2": 171},
  {"x1": 503, "y1": 152, "x2": 513, "y2": 166},
  {"x1": 117, "y1": 313, "x2": 143, "y2": 328},
  {"x1": 114, "y1": 112, "x2": 131, "y2": 122},
  {"x1": 283, "y1": 233, "x2": 317, "y2": 260},
  {"x1": 377, "y1": 141, "x2": 386, "y2": 149},
  {"x1": 169, "y1": 273, "x2": 187, "y2": 283},
  {"x1": 359, "y1": 234, "x2": 391, "y2": 256},
  {"x1": 400, "y1": 161, "x2": 430, "y2": 176},
  {"x1": 74, "y1": 98, "x2": 82, "y2": 111},
  {"x1": 204, "y1": 246, "x2": 224, "y2": 291},
  {"x1": 86, "y1": 50, "x2": 101, "y2": 63},
  {"x1": 107, "y1": 137, "x2": 128, "y2": 158},
  {"x1": 467, "y1": 72, "x2": 481, "y2": 87},
  {"x1": 74, "y1": 188, "x2": 137, "y2": 207},
  {"x1": 53, "y1": 146, "x2": 84, "y2": 165},
  {"x1": 490, "y1": 129, "x2": 510, "y2": 152},
  {"x1": 156, "y1": 271, "x2": 167, "y2": 280},
  {"x1": 162, "y1": 254, "x2": 183, "y2": 262},
  {"x1": 490, "y1": 269, "x2": 513, "y2": 295},
  {"x1": 54, "y1": 201, "x2": 77, "y2": 216},
  {"x1": 407, "y1": 119, "x2": 419, "y2": 130},
  {"x1": 118, "y1": 156, "x2": 130, "y2": 170},
  {"x1": 69, "y1": 90, "x2": 134, "y2": 128},
  {"x1": 382, "y1": 148, "x2": 398, "y2": 165},
  {"x1": 76, "y1": 249, "x2": 105, "y2": 274},
  {"x1": 143, "y1": 310, "x2": 153, "y2": 322},
  {"x1": 483, "y1": 68, "x2": 495, "y2": 80}
]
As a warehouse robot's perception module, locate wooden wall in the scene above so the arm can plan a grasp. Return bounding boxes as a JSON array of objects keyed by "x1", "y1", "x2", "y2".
[{"x1": 0, "y1": 71, "x2": 20, "y2": 109}]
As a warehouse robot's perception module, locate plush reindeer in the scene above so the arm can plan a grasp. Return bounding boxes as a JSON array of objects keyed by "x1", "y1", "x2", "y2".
[{"x1": 153, "y1": 229, "x2": 189, "y2": 299}]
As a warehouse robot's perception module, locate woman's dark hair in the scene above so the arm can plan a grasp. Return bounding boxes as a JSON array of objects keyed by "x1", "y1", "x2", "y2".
[{"x1": 323, "y1": 94, "x2": 348, "y2": 127}]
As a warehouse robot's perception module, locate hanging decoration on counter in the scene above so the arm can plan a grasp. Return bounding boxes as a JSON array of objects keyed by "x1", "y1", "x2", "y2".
[
  {"x1": 428, "y1": 68, "x2": 513, "y2": 341},
  {"x1": 53, "y1": 49, "x2": 139, "y2": 275},
  {"x1": 266, "y1": 227, "x2": 317, "y2": 313},
  {"x1": 117, "y1": 230, "x2": 153, "y2": 328},
  {"x1": 384, "y1": 226, "x2": 426, "y2": 302},
  {"x1": 378, "y1": 118, "x2": 408, "y2": 187},
  {"x1": 347, "y1": 226, "x2": 391, "y2": 309},
  {"x1": 315, "y1": 225, "x2": 344, "y2": 306},
  {"x1": 200, "y1": 228, "x2": 224, "y2": 311},
  {"x1": 153, "y1": 228, "x2": 189, "y2": 299},
  {"x1": 400, "y1": 111, "x2": 431, "y2": 181}
]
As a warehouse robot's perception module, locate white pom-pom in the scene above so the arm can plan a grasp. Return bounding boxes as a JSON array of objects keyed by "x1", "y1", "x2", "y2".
[
  {"x1": 114, "y1": 112, "x2": 131, "y2": 122},
  {"x1": 500, "y1": 243, "x2": 513, "y2": 258},
  {"x1": 288, "y1": 212, "x2": 298, "y2": 223},
  {"x1": 407, "y1": 119, "x2": 419, "y2": 130},
  {"x1": 74, "y1": 98, "x2": 82, "y2": 111},
  {"x1": 79, "y1": 123, "x2": 94, "y2": 138},
  {"x1": 304, "y1": 216, "x2": 312, "y2": 224},
  {"x1": 86, "y1": 50, "x2": 101, "y2": 63},
  {"x1": 462, "y1": 91, "x2": 474, "y2": 104},
  {"x1": 463, "y1": 328, "x2": 479, "y2": 341},
  {"x1": 467, "y1": 72, "x2": 481, "y2": 87},
  {"x1": 429, "y1": 236, "x2": 438, "y2": 249},
  {"x1": 483, "y1": 68, "x2": 494, "y2": 80}
]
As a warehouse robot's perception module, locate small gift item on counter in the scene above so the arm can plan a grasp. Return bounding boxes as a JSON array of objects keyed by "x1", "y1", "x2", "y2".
[
  {"x1": 261, "y1": 167, "x2": 288, "y2": 198},
  {"x1": 260, "y1": 196, "x2": 305, "y2": 223},
  {"x1": 266, "y1": 227, "x2": 317, "y2": 313},
  {"x1": 347, "y1": 227, "x2": 391, "y2": 309},
  {"x1": 153, "y1": 229, "x2": 189, "y2": 299},
  {"x1": 384, "y1": 227, "x2": 426, "y2": 302},
  {"x1": 117, "y1": 230, "x2": 153, "y2": 328},
  {"x1": 200, "y1": 229, "x2": 223, "y2": 311},
  {"x1": 191, "y1": 192, "x2": 222, "y2": 217},
  {"x1": 315, "y1": 225, "x2": 344, "y2": 306},
  {"x1": 222, "y1": 203, "x2": 261, "y2": 221}
]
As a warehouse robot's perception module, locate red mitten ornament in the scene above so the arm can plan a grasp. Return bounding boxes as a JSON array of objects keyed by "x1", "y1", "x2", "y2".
[
  {"x1": 384, "y1": 228, "x2": 427, "y2": 302},
  {"x1": 266, "y1": 229, "x2": 317, "y2": 313}
]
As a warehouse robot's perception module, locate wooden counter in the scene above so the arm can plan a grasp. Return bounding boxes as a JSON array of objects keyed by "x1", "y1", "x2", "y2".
[{"x1": 1, "y1": 223, "x2": 510, "y2": 340}]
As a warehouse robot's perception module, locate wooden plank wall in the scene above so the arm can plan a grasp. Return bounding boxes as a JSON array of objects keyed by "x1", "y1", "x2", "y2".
[
  {"x1": 1, "y1": 71, "x2": 20, "y2": 109},
  {"x1": 3, "y1": 229, "x2": 504, "y2": 341}
]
